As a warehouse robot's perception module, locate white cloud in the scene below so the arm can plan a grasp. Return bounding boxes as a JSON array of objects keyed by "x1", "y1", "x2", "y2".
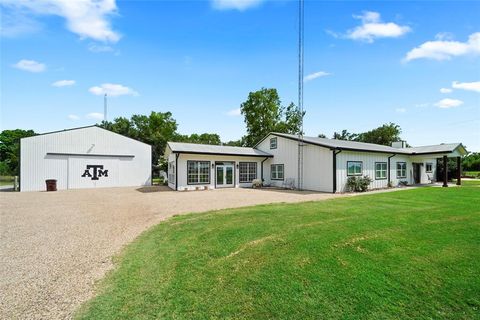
[
  {"x1": 89, "y1": 83, "x2": 138, "y2": 97},
  {"x1": 0, "y1": 7, "x2": 42, "y2": 37},
  {"x1": 68, "y1": 114, "x2": 79, "y2": 120},
  {"x1": 304, "y1": 71, "x2": 331, "y2": 82},
  {"x1": 452, "y1": 81, "x2": 480, "y2": 93},
  {"x1": 345, "y1": 11, "x2": 411, "y2": 43},
  {"x1": 404, "y1": 32, "x2": 480, "y2": 62},
  {"x1": 226, "y1": 108, "x2": 241, "y2": 116},
  {"x1": 395, "y1": 108, "x2": 406, "y2": 113},
  {"x1": 52, "y1": 79, "x2": 75, "y2": 87},
  {"x1": 13, "y1": 59, "x2": 46, "y2": 72},
  {"x1": 211, "y1": 0, "x2": 263, "y2": 11},
  {"x1": 88, "y1": 43, "x2": 114, "y2": 52},
  {"x1": 434, "y1": 98, "x2": 463, "y2": 109},
  {"x1": 440, "y1": 88, "x2": 452, "y2": 94},
  {"x1": 1, "y1": 0, "x2": 121, "y2": 42},
  {"x1": 86, "y1": 112, "x2": 104, "y2": 120}
]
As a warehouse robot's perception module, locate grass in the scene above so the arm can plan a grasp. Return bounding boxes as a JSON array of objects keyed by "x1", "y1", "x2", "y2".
[
  {"x1": 77, "y1": 183, "x2": 480, "y2": 319},
  {"x1": 0, "y1": 176, "x2": 14, "y2": 186},
  {"x1": 463, "y1": 171, "x2": 480, "y2": 178}
]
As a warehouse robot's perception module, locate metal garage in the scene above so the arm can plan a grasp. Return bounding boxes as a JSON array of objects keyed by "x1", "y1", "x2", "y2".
[{"x1": 20, "y1": 125, "x2": 151, "y2": 191}]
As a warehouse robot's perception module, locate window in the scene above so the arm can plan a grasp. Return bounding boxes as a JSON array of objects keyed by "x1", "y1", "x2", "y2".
[
  {"x1": 239, "y1": 162, "x2": 257, "y2": 183},
  {"x1": 375, "y1": 162, "x2": 387, "y2": 180},
  {"x1": 347, "y1": 161, "x2": 363, "y2": 176},
  {"x1": 271, "y1": 164, "x2": 284, "y2": 180},
  {"x1": 187, "y1": 161, "x2": 210, "y2": 184},
  {"x1": 168, "y1": 161, "x2": 175, "y2": 185},
  {"x1": 270, "y1": 137, "x2": 277, "y2": 149},
  {"x1": 426, "y1": 163, "x2": 433, "y2": 173},
  {"x1": 397, "y1": 162, "x2": 407, "y2": 178}
]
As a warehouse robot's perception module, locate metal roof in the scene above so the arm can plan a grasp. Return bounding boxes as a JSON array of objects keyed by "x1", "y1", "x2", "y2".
[
  {"x1": 167, "y1": 142, "x2": 273, "y2": 157},
  {"x1": 267, "y1": 132, "x2": 465, "y2": 155}
]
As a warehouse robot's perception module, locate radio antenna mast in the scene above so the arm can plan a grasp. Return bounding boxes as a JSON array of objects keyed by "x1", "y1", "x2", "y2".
[
  {"x1": 104, "y1": 93, "x2": 107, "y2": 122},
  {"x1": 297, "y1": 0, "x2": 305, "y2": 190}
]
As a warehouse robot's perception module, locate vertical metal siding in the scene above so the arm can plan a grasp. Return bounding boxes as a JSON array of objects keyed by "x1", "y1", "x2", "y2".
[{"x1": 20, "y1": 126, "x2": 151, "y2": 191}]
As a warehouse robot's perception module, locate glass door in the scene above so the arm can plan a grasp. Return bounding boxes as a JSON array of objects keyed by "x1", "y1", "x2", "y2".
[{"x1": 216, "y1": 164, "x2": 235, "y2": 188}]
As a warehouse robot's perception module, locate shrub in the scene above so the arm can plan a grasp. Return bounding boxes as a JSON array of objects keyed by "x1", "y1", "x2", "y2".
[
  {"x1": 346, "y1": 176, "x2": 372, "y2": 192},
  {"x1": 252, "y1": 179, "x2": 263, "y2": 188}
]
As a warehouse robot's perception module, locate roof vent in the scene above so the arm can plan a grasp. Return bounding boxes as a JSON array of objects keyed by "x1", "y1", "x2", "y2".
[{"x1": 391, "y1": 141, "x2": 406, "y2": 148}]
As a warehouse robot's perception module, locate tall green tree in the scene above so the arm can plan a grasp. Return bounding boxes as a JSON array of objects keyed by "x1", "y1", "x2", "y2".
[
  {"x1": 0, "y1": 129, "x2": 36, "y2": 175},
  {"x1": 240, "y1": 88, "x2": 304, "y2": 146},
  {"x1": 332, "y1": 123, "x2": 403, "y2": 146}
]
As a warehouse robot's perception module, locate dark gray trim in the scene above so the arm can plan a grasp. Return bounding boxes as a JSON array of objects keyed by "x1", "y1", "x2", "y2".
[
  {"x1": 332, "y1": 149, "x2": 342, "y2": 193},
  {"x1": 347, "y1": 161, "x2": 363, "y2": 176},
  {"x1": 175, "y1": 153, "x2": 179, "y2": 191},
  {"x1": 238, "y1": 162, "x2": 257, "y2": 183},
  {"x1": 170, "y1": 150, "x2": 272, "y2": 158},
  {"x1": 261, "y1": 157, "x2": 269, "y2": 181},
  {"x1": 46, "y1": 152, "x2": 134, "y2": 158},
  {"x1": 396, "y1": 161, "x2": 407, "y2": 179},
  {"x1": 425, "y1": 162, "x2": 433, "y2": 173},
  {"x1": 270, "y1": 164, "x2": 284, "y2": 180},
  {"x1": 374, "y1": 162, "x2": 388, "y2": 180},
  {"x1": 269, "y1": 137, "x2": 278, "y2": 149},
  {"x1": 186, "y1": 160, "x2": 211, "y2": 185}
]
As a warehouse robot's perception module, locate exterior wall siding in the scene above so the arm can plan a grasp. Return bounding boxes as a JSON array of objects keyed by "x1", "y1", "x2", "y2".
[
  {"x1": 335, "y1": 152, "x2": 415, "y2": 192},
  {"x1": 170, "y1": 153, "x2": 267, "y2": 191},
  {"x1": 20, "y1": 126, "x2": 151, "y2": 191}
]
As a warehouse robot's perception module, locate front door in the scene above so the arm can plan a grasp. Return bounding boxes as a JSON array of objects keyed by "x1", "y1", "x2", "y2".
[
  {"x1": 216, "y1": 164, "x2": 234, "y2": 188},
  {"x1": 413, "y1": 163, "x2": 421, "y2": 184}
]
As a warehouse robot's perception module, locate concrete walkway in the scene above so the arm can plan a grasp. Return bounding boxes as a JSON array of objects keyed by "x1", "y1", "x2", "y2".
[{"x1": 0, "y1": 186, "x2": 410, "y2": 319}]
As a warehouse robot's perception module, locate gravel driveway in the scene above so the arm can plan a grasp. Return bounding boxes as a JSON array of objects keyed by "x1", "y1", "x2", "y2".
[{"x1": 0, "y1": 186, "x2": 395, "y2": 319}]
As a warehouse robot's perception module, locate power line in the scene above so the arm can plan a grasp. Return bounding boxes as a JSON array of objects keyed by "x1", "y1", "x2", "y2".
[{"x1": 104, "y1": 93, "x2": 107, "y2": 122}]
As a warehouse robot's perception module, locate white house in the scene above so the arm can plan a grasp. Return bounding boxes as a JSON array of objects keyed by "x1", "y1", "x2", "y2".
[
  {"x1": 20, "y1": 126, "x2": 152, "y2": 191},
  {"x1": 165, "y1": 132, "x2": 467, "y2": 192}
]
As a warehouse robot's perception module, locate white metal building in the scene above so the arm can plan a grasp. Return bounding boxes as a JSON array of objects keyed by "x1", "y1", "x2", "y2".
[
  {"x1": 165, "y1": 132, "x2": 466, "y2": 193},
  {"x1": 20, "y1": 126, "x2": 151, "y2": 191}
]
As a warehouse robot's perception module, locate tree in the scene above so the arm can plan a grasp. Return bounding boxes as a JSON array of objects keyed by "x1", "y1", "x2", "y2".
[
  {"x1": 0, "y1": 129, "x2": 36, "y2": 175},
  {"x1": 240, "y1": 88, "x2": 304, "y2": 146},
  {"x1": 332, "y1": 123, "x2": 403, "y2": 146},
  {"x1": 356, "y1": 123, "x2": 402, "y2": 146},
  {"x1": 317, "y1": 133, "x2": 327, "y2": 138},
  {"x1": 174, "y1": 133, "x2": 221, "y2": 145},
  {"x1": 333, "y1": 129, "x2": 357, "y2": 141},
  {"x1": 462, "y1": 152, "x2": 480, "y2": 171}
]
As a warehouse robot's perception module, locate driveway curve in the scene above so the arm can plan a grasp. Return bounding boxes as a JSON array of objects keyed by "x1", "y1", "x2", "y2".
[{"x1": 0, "y1": 186, "x2": 395, "y2": 319}]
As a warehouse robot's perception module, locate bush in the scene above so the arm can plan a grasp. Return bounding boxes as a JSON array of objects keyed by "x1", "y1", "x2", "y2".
[
  {"x1": 346, "y1": 176, "x2": 372, "y2": 192},
  {"x1": 252, "y1": 179, "x2": 263, "y2": 188}
]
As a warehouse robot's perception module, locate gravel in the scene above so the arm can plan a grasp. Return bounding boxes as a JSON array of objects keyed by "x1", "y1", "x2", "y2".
[{"x1": 0, "y1": 186, "x2": 395, "y2": 319}]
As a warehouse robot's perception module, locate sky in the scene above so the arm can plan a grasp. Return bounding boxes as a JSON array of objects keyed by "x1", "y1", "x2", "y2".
[{"x1": 1, "y1": 0, "x2": 479, "y2": 151}]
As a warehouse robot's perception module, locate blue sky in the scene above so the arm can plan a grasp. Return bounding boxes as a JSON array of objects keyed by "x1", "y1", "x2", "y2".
[{"x1": 1, "y1": 0, "x2": 479, "y2": 151}]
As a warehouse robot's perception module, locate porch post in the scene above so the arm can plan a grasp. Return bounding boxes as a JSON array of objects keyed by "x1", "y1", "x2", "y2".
[
  {"x1": 456, "y1": 156, "x2": 462, "y2": 185},
  {"x1": 442, "y1": 155, "x2": 448, "y2": 187}
]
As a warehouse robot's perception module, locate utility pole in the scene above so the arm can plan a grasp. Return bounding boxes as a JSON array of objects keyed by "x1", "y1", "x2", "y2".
[
  {"x1": 104, "y1": 93, "x2": 107, "y2": 122},
  {"x1": 297, "y1": 0, "x2": 304, "y2": 190}
]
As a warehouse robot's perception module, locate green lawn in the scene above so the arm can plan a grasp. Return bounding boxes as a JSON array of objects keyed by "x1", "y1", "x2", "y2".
[{"x1": 78, "y1": 183, "x2": 480, "y2": 319}]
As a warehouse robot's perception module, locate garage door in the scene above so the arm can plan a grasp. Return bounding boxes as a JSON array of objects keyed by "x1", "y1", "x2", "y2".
[{"x1": 68, "y1": 156, "x2": 119, "y2": 189}]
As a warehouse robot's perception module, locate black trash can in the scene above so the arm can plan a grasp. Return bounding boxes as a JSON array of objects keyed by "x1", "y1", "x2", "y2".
[{"x1": 45, "y1": 179, "x2": 57, "y2": 192}]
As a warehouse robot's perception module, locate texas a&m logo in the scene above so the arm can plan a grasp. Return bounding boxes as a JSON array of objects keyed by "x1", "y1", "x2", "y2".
[{"x1": 81, "y1": 165, "x2": 108, "y2": 180}]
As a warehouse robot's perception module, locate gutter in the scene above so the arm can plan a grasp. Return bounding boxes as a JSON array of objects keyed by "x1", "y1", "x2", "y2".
[
  {"x1": 332, "y1": 149, "x2": 342, "y2": 193},
  {"x1": 388, "y1": 153, "x2": 396, "y2": 186},
  {"x1": 261, "y1": 157, "x2": 269, "y2": 181},
  {"x1": 175, "y1": 153, "x2": 179, "y2": 191}
]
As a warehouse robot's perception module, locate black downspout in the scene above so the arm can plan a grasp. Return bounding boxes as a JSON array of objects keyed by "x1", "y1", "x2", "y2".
[
  {"x1": 261, "y1": 157, "x2": 269, "y2": 182},
  {"x1": 332, "y1": 149, "x2": 342, "y2": 193},
  {"x1": 388, "y1": 154, "x2": 396, "y2": 186},
  {"x1": 175, "y1": 153, "x2": 179, "y2": 191}
]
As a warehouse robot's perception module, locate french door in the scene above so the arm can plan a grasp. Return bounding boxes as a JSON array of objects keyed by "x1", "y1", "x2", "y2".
[{"x1": 216, "y1": 163, "x2": 234, "y2": 188}]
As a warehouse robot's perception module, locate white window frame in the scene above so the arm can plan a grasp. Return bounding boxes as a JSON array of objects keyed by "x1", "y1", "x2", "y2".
[
  {"x1": 375, "y1": 162, "x2": 387, "y2": 180},
  {"x1": 271, "y1": 164, "x2": 284, "y2": 180},
  {"x1": 397, "y1": 162, "x2": 407, "y2": 178},
  {"x1": 187, "y1": 161, "x2": 210, "y2": 185},
  {"x1": 270, "y1": 137, "x2": 277, "y2": 149},
  {"x1": 168, "y1": 161, "x2": 175, "y2": 185},
  {"x1": 239, "y1": 162, "x2": 257, "y2": 183},
  {"x1": 347, "y1": 161, "x2": 363, "y2": 176}
]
